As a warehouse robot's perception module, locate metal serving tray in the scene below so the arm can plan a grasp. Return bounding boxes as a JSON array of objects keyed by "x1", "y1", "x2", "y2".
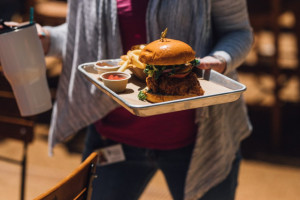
[{"x1": 78, "y1": 59, "x2": 246, "y2": 117}]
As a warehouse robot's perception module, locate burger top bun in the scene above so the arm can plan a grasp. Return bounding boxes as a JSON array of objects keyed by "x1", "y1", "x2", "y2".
[{"x1": 139, "y1": 38, "x2": 196, "y2": 65}]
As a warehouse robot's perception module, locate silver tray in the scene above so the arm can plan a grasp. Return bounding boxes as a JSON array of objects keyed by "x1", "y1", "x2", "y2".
[{"x1": 78, "y1": 59, "x2": 246, "y2": 116}]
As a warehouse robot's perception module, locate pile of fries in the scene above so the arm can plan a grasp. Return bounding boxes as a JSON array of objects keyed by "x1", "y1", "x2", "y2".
[{"x1": 118, "y1": 44, "x2": 147, "y2": 81}]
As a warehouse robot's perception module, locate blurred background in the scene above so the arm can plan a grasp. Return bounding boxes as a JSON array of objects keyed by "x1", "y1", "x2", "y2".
[{"x1": 0, "y1": 0, "x2": 300, "y2": 200}]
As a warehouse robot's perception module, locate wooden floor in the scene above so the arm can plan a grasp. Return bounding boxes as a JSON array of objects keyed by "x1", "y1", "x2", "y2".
[{"x1": 0, "y1": 123, "x2": 300, "y2": 200}]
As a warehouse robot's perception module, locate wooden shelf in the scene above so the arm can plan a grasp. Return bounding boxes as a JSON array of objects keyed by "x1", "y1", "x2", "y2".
[{"x1": 244, "y1": 0, "x2": 300, "y2": 150}]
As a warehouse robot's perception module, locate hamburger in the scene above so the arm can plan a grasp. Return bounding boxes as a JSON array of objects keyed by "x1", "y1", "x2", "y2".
[{"x1": 138, "y1": 37, "x2": 204, "y2": 102}]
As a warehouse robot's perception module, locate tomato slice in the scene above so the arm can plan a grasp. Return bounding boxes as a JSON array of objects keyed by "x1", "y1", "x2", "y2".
[
  {"x1": 177, "y1": 65, "x2": 193, "y2": 74},
  {"x1": 168, "y1": 72, "x2": 190, "y2": 78},
  {"x1": 168, "y1": 65, "x2": 193, "y2": 78}
]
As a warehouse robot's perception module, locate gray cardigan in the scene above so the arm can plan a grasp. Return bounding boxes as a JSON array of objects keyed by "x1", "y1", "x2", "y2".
[{"x1": 46, "y1": 0, "x2": 253, "y2": 199}]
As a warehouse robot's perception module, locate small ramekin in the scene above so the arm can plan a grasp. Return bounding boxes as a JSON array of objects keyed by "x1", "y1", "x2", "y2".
[
  {"x1": 100, "y1": 71, "x2": 131, "y2": 93},
  {"x1": 94, "y1": 60, "x2": 120, "y2": 74}
]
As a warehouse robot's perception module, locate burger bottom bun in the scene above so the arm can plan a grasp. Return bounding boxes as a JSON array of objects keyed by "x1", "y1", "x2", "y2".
[{"x1": 145, "y1": 90, "x2": 204, "y2": 103}]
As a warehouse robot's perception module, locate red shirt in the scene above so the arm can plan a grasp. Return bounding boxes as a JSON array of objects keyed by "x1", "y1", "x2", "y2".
[
  {"x1": 117, "y1": 0, "x2": 148, "y2": 52},
  {"x1": 94, "y1": 0, "x2": 197, "y2": 150}
]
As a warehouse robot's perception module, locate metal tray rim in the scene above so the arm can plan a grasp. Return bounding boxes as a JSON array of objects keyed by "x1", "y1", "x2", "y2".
[{"x1": 78, "y1": 61, "x2": 246, "y2": 115}]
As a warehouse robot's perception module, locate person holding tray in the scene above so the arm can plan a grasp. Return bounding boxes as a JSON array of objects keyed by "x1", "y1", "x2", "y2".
[{"x1": 29, "y1": 0, "x2": 253, "y2": 199}]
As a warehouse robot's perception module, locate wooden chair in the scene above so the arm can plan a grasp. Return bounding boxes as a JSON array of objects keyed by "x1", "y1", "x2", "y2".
[
  {"x1": 0, "y1": 68, "x2": 35, "y2": 200},
  {"x1": 25, "y1": 0, "x2": 68, "y2": 26},
  {"x1": 34, "y1": 152, "x2": 98, "y2": 200}
]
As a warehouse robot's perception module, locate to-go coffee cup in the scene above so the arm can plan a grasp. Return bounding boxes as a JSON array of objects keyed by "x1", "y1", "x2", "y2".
[{"x1": 0, "y1": 22, "x2": 52, "y2": 116}]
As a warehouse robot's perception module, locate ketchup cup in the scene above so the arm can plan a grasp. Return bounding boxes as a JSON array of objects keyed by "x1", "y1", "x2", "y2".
[{"x1": 100, "y1": 71, "x2": 131, "y2": 93}]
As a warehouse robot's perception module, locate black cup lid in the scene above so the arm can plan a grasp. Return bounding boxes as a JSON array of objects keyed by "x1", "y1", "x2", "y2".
[{"x1": 0, "y1": 19, "x2": 35, "y2": 35}]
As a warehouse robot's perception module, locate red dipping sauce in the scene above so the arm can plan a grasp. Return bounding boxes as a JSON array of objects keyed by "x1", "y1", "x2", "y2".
[{"x1": 107, "y1": 74, "x2": 126, "y2": 80}]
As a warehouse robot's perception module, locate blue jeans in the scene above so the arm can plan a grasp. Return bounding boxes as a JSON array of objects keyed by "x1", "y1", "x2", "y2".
[{"x1": 82, "y1": 125, "x2": 241, "y2": 200}]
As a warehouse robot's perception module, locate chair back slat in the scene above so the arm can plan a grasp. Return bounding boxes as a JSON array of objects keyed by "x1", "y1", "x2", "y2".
[{"x1": 34, "y1": 152, "x2": 98, "y2": 200}]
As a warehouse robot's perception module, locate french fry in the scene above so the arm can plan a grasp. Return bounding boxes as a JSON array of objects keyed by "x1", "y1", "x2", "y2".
[
  {"x1": 118, "y1": 59, "x2": 129, "y2": 72},
  {"x1": 118, "y1": 44, "x2": 147, "y2": 80},
  {"x1": 119, "y1": 60, "x2": 125, "y2": 65},
  {"x1": 139, "y1": 44, "x2": 146, "y2": 49},
  {"x1": 131, "y1": 44, "x2": 146, "y2": 50},
  {"x1": 131, "y1": 49, "x2": 142, "y2": 55},
  {"x1": 130, "y1": 52, "x2": 145, "y2": 69},
  {"x1": 121, "y1": 55, "x2": 129, "y2": 61}
]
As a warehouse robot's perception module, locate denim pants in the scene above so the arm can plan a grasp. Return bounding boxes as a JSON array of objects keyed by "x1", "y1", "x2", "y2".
[{"x1": 82, "y1": 125, "x2": 241, "y2": 200}]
